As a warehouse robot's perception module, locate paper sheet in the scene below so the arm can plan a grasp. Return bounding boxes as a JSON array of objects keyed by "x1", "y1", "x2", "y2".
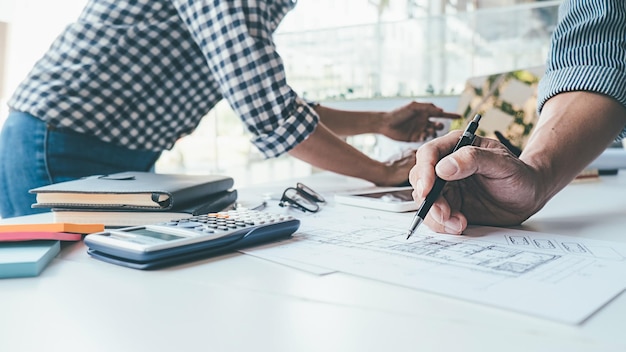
[{"x1": 244, "y1": 206, "x2": 626, "y2": 324}]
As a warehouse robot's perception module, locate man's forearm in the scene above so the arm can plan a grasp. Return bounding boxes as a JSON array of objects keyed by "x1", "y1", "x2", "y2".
[
  {"x1": 288, "y1": 122, "x2": 389, "y2": 184},
  {"x1": 521, "y1": 92, "x2": 626, "y2": 205},
  {"x1": 313, "y1": 105, "x2": 383, "y2": 137}
]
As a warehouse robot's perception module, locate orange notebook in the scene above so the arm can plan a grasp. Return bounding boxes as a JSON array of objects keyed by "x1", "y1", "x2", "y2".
[{"x1": 0, "y1": 223, "x2": 104, "y2": 234}]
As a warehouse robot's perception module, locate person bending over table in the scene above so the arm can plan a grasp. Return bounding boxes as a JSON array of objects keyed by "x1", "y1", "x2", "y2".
[
  {"x1": 0, "y1": 0, "x2": 459, "y2": 218},
  {"x1": 409, "y1": 0, "x2": 626, "y2": 234}
]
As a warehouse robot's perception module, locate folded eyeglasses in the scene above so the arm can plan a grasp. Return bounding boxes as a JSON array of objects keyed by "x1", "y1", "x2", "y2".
[{"x1": 279, "y1": 182, "x2": 325, "y2": 213}]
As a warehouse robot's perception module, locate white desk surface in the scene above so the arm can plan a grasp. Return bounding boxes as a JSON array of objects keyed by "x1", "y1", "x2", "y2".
[{"x1": 1, "y1": 172, "x2": 626, "y2": 352}]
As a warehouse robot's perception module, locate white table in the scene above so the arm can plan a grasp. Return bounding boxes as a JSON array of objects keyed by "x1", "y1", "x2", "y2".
[{"x1": 1, "y1": 172, "x2": 626, "y2": 352}]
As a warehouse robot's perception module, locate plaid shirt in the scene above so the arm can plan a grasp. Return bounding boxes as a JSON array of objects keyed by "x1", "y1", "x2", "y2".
[{"x1": 8, "y1": 0, "x2": 318, "y2": 158}]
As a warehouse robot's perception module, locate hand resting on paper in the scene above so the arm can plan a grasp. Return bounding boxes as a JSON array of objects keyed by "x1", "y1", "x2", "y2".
[{"x1": 409, "y1": 131, "x2": 542, "y2": 234}]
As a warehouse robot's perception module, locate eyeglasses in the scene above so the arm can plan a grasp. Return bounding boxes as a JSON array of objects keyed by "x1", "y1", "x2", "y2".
[{"x1": 279, "y1": 183, "x2": 325, "y2": 213}]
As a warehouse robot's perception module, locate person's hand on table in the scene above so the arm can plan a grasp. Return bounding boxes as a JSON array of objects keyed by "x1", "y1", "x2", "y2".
[
  {"x1": 377, "y1": 149, "x2": 418, "y2": 187},
  {"x1": 408, "y1": 131, "x2": 545, "y2": 234}
]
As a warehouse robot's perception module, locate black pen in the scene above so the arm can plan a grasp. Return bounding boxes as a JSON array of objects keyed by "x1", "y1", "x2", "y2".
[
  {"x1": 405, "y1": 114, "x2": 482, "y2": 239},
  {"x1": 494, "y1": 130, "x2": 522, "y2": 157}
]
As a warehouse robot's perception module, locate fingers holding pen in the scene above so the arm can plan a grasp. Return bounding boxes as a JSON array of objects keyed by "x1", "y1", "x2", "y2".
[
  {"x1": 408, "y1": 176, "x2": 467, "y2": 235},
  {"x1": 435, "y1": 147, "x2": 479, "y2": 181},
  {"x1": 409, "y1": 130, "x2": 465, "y2": 195},
  {"x1": 422, "y1": 196, "x2": 468, "y2": 235},
  {"x1": 415, "y1": 132, "x2": 510, "y2": 183},
  {"x1": 408, "y1": 131, "x2": 466, "y2": 234},
  {"x1": 410, "y1": 131, "x2": 532, "y2": 234},
  {"x1": 409, "y1": 131, "x2": 504, "y2": 234}
]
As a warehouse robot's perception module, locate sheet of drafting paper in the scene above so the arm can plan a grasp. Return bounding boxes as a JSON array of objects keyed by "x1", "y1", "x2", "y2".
[{"x1": 243, "y1": 206, "x2": 626, "y2": 324}]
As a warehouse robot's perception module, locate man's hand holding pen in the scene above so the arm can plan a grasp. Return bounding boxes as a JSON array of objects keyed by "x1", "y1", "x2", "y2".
[
  {"x1": 407, "y1": 116, "x2": 544, "y2": 235},
  {"x1": 405, "y1": 114, "x2": 481, "y2": 239}
]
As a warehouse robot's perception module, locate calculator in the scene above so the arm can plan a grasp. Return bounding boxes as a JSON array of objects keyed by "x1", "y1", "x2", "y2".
[{"x1": 84, "y1": 209, "x2": 300, "y2": 270}]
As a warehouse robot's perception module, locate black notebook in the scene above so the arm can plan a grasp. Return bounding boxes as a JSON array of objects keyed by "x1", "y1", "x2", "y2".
[
  {"x1": 30, "y1": 172, "x2": 234, "y2": 211},
  {"x1": 50, "y1": 190, "x2": 238, "y2": 227}
]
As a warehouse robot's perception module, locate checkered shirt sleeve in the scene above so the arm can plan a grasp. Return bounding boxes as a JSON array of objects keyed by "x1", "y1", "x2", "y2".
[{"x1": 8, "y1": 0, "x2": 319, "y2": 158}]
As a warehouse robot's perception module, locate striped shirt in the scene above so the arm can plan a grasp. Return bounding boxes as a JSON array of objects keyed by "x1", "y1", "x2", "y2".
[
  {"x1": 8, "y1": 0, "x2": 319, "y2": 158},
  {"x1": 537, "y1": 0, "x2": 626, "y2": 138}
]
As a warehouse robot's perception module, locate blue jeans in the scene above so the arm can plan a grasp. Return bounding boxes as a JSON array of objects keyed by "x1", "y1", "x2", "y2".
[{"x1": 0, "y1": 111, "x2": 161, "y2": 218}]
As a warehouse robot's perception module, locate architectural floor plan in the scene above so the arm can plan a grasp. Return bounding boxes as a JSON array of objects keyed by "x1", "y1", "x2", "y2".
[{"x1": 246, "y1": 206, "x2": 626, "y2": 324}]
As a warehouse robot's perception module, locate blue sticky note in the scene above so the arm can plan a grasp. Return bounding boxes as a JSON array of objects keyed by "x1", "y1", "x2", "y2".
[{"x1": 0, "y1": 240, "x2": 60, "y2": 278}]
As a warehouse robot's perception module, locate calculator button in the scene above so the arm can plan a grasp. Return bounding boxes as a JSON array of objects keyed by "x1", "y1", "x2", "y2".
[{"x1": 161, "y1": 210, "x2": 295, "y2": 238}]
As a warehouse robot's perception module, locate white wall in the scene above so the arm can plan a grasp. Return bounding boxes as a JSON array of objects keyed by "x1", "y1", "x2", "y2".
[
  {"x1": 0, "y1": 0, "x2": 87, "y2": 123},
  {"x1": 3, "y1": 0, "x2": 87, "y2": 95},
  {"x1": 0, "y1": 22, "x2": 7, "y2": 101},
  {"x1": 0, "y1": 0, "x2": 16, "y2": 22}
]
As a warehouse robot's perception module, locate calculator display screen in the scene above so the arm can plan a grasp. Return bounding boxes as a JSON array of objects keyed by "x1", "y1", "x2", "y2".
[{"x1": 125, "y1": 228, "x2": 184, "y2": 241}]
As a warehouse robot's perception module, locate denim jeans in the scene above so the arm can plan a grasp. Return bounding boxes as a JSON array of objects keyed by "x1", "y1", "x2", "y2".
[{"x1": 0, "y1": 111, "x2": 161, "y2": 218}]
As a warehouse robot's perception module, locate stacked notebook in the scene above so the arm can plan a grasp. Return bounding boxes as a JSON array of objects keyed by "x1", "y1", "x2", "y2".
[
  {"x1": 0, "y1": 223, "x2": 105, "y2": 279},
  {"x1": 0, "y1": 241, "x2": 61, "y2": 278},
  {"x1": 29, "y1": 172, "x2": 237, "y2": 227}
]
